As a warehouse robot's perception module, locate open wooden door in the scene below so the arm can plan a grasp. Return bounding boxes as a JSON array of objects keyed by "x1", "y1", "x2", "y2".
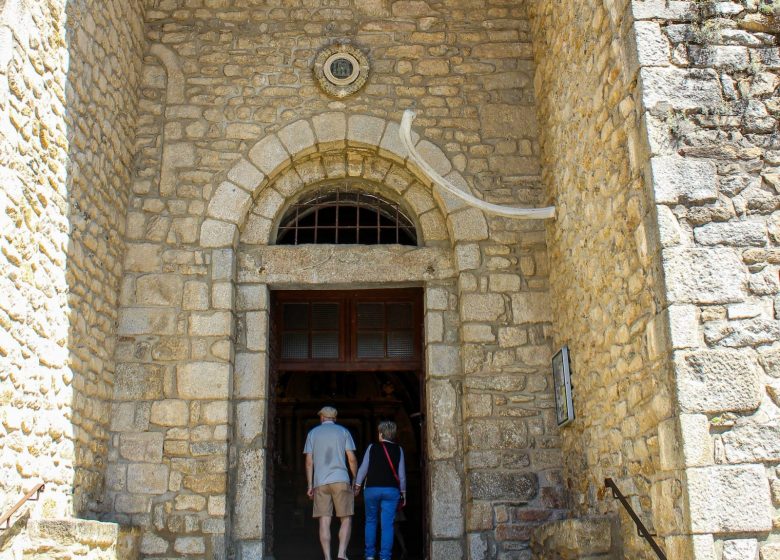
[{"x1": 266, "y1": 288, "x2": 426, "y2": 560}]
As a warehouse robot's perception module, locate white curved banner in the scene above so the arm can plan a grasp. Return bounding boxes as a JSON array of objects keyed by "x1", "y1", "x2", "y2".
[{"x1": 400, "y1": 109, "x2": 556, "y2": 220}]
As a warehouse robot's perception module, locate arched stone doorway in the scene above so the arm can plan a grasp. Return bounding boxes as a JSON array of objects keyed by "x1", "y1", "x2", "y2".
[{"x1": 219, "y1": 114, "x2": 475, "y2": 558}]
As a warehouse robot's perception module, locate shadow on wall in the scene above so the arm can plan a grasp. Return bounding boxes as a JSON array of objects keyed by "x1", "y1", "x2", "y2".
[{"x1": 0, "y1": 0, "x2": 145, "y2": 523}]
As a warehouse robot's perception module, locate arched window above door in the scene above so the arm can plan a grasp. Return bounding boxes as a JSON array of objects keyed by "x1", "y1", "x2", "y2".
[{"x1": 275, "y1": 186, "x2": 418, "y2": 246}]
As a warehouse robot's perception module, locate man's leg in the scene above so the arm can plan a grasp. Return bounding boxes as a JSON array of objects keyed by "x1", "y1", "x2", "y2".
[
  {"x1": 319, "y1": 515, "x2": 333, "y2": 560},
  {"x1": 337, "y1": 515, "x2": 351, "y2": 559}
]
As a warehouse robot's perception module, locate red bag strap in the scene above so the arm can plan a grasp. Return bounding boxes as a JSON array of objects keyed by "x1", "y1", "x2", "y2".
[{"x1": 380, "y1": 442, "x2": 400, "y2": 483}]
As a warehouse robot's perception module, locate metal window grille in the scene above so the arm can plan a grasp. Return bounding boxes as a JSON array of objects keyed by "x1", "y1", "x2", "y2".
[{"x1": 276, "y1": 188, "x2": 418, "y2": 246}]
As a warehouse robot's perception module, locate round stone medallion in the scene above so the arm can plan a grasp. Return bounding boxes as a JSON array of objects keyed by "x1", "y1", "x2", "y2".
[{"x1": 314, "y1": 43, "x2": 370, "y2": 98}]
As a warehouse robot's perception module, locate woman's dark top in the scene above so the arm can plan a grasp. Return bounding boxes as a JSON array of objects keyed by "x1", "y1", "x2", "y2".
[{"x1": 355, "y1": 440, "x2": 407, "y2": 491}]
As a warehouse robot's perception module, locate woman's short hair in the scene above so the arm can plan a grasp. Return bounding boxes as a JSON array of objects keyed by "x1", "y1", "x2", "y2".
[{"x1": 378, "y1": 421, "x2": 397, "y2": 441}]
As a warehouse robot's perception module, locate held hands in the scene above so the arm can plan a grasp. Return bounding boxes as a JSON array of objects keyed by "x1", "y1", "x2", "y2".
[{"x1": 353, "y1": 483, "x2": 361, "y2": 496}]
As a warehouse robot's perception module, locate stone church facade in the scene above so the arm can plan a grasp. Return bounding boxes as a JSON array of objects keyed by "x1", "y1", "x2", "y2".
[{"x1": 1, "y1": 0, "x2": 779, "y2": 559}]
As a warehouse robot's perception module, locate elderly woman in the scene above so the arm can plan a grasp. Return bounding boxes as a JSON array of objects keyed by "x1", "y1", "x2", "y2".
[{"x1": 353, "y1": 420, "x2": 407, "y2": 560}]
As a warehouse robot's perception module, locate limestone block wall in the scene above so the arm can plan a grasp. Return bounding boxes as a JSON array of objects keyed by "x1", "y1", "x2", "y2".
[
  {"x1": 0, "y1": 0, "x2": 145, "y2": 518},
  {"x1": 529, "y1": 0, "x2": 674, "y2": 558},
  {"x1": 633, "y1": 1, "x2": 780, "y2": 557},
  {"x1": 532, "y1": 0, "x2": 780, "y2": 558},
  {"x1": 108, "y1": 0, "x2": 563, "y2": 558}
]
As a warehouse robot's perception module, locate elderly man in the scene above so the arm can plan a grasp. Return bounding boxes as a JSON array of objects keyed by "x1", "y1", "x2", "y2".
[{"x1": 304, "y1": 406, "x2": 358, "y2": 560}]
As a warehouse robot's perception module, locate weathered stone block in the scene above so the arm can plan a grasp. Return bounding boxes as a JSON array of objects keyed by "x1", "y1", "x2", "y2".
[
  {"x1": 136, "y1": 274, "x2": 184, "y2": 307},
  {"x1": 115, "y1": 494, "x2": 151, "y2": 514},
  {"x1": 687, "y1": 465, "x2": 772, "y2": 533},
  {"x1": 245, "y1": 311, "x2": 268, "y2": 351},
  {"x1": 530, "y1": 516, "x2": 614, "y2": 559},
  {"x1": 177, "y1": 362, "x2": 230, "y2": 399},
  {"x1": 430, "y1": 461, "x2": 463, "y2": 538},
  {"x1": 174, "y1": 536, "x2": 205, "y2": 555},
  {"x1": 120, "y1": 433, "x2": 164, "y2": 463},
  {"x1": 511, "y1": 292, "x2": 552, "y2": 324},
  {"x1": 348, "y1": 114, "x2": 385, "y2": 146},
  {"x1": 175, "y1": 494, "x2": 207, "y2": 511},
  {"x1": 469, "y1": 471, "x2": 537, "y2": 501},
  {"x1": 114, "y1": 364, "x2": 165, "y2": 401},
  {"x1": 666, "y1": 304, "x2": 699, "y2": 349},
  {"x1": 118, "y1": 308, "x2": 178, "y2": 336},
  {"x1": 140, "y1": 533, "x2": 169, "y2": 555},
  {"x1": 694, "y1": 220, "x2": 767, "y2": 247},
  {"x1": 431, "y1": 540, "x2": 464, "y2": 559},
  {"x1": 237, "y1": 401, "x2": 264, "y2": 445},
  {"x1": 212, "y1": 248, "x2": 235, "y2": 281},
  {"x1": 762, "y1": 543, "x2": 780, "y2": 560},
  {"x1": 633, "y1": 21, "x2": 670, "y2": 66},
  {"x1": 479, "y1": 104, "x2": 538, "y2": 138},
  {"x1": 723, "y1": 539, "x2": 758, "y2": 560},
  {"x1": 462, "y1": 293, "x2": 505, "y2": 322},
  {"x1": 663, "y1": 248, "x2": 746, "y2": 304},
  {"x1": 124, "y1": 243, "x2": 163, "y2": 273},
  {"x1": 227, "y1": 158, "x2": 264, "y2": 191},
  {"x1": 278, "y1": 120, "x2": 316, "y2": 156},
  {"x1": 235, "y1": 449, "x2": 265, "y2": 539},
  {"x1": 183, "y1": 281, "x2": 210, "y2": 310},
  {"x1": 427, "y1": 344, "x2": 460, "y2": 377},
  {"x1": 640, "y1": 67, "x2": 722, "y2": 110},
  {"x1": 722, "y1": 411, "x2": 780, "y2": 463},
  {"x1": 449, "y1": 208, "x2": 488, "y2": 241},
  {"x1": 189, "y1": 311, "x2": 232, "y2": 336},
  {"x1": 428, "y1": 379, "x2": 459, "y2": 459},
  {"x1": 649, "y1": 156, "x2": 718, "y2": 205},
  {"x1": 675, "y1": 349, "x2": 762, "y2": 413},
  {"x1": 235, "y1": 352, "x2": 267, "y2": 399},
  {"x1": 127, "y1": 463, "x2": 169, "y2": 494},
  {"x1": 312, "y1": 112, "x2": 347, "y2": 144},
  {"x1": 150, "y1": 400, "x2": 188, "y2": 427},
  {"x1": 201, "y1": 219, "x2": 237, "y2": 248},
  {"x1": 455, "y1": 243, "x2": 481, "y2": 270},
  {"x1": 704, "y1": 318, "x2": 780, "y2": 348},
  {"x1": 248, "y1": 134, "x2": 289, "y2": 175},
  {"x1": 207, "y1": 181, "x2": 252, "y2": 224}
]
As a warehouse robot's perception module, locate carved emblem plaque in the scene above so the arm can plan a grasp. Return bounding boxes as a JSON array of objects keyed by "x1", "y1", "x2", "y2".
[{"x1": 313, "y1": 43, "x2": 370, "y2": 98}]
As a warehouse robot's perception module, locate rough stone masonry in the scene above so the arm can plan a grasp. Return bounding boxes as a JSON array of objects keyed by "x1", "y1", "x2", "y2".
[{"x1": 0, "y1": 0, "x2": 778, "y2": 559}]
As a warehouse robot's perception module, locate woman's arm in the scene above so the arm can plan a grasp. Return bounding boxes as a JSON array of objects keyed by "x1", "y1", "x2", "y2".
[
  {"x1": 399, "y1": 447, "x2": 407, "y2": 497},
  {"x1": 354, "y1": 444, "x2": 372, "y2": 489}
]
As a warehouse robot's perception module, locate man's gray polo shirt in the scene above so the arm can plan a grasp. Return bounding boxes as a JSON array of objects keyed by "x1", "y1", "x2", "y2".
[{"x1": 303, "y1": 421, "x2": 356, "y2": 488}]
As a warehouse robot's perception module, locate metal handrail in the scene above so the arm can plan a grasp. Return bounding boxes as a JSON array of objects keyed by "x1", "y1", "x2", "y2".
[
  {"x1": 604, "y1": 478, "x2": 667, "y2": 560},
  {"x1": 0, "y1": 483, "x2": 45, "y2": 530}
]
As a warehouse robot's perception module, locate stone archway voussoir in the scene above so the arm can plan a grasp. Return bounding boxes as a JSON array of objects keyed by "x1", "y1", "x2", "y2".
[
  {"x1": 313, "y1": 112, "x2": 347, "y2": 144},
  {"x1": 347, "y1": 114, "x2": 386, "y2": 147},
  {"x1": 248, "y1": 134, "x2": 291, "y2": 177},
  {"x1": 207, "y1": 181, "x2": 253, "y2": 224},
  {"x1": 278, "y1": 120, "x2": 317, "y2": 159},
  {"x1": 228, "y1": 158, "x2": 265, "y2": 192}
]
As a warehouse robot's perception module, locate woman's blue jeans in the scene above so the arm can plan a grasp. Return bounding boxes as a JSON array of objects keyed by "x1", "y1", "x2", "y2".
[{"x1": 363, "y1": 486, "x2": 400, "y2": 560}]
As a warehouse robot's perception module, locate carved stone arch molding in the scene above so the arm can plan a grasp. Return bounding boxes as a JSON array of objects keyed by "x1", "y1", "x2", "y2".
[
  {"x1": 223, "y1": 113, "x2": 468, "y2": 559},
  {"x1": 200, "y1": 112, "x2": 490, "y2": 250}
]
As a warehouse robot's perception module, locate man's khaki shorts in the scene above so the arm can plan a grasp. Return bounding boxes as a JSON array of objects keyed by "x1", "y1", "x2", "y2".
[{"x1": 313, "y1": 482, "x2": 354, "y2": 518}]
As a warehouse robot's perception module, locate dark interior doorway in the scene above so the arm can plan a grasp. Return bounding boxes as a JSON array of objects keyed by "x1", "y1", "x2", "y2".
[{"x1": 266, "y1": 289, "x2": 426, "y2": 560}]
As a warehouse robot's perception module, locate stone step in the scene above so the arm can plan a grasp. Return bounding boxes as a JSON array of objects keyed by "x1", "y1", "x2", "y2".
[
  {"x1": 530, "y1": 515, "x2": 620, "y2": 559},
  {"x1": 2, "y1": 519, "x2": 140, "y2": 559}
]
